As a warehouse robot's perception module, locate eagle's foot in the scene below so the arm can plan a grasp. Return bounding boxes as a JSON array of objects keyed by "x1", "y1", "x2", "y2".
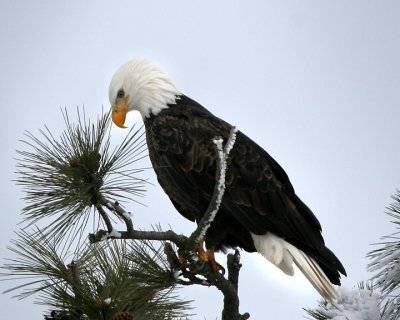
[
  {"x1": 195, "y1": 242, "x2": 225, "y2": 275},
  {"x1": 177, "y1": 242, "x2": 225, "y2": 275}
]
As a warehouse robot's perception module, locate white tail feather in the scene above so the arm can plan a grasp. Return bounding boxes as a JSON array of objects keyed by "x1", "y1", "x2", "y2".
[{"x1": 251, "y1": 232, "x2": 338, "y2": 301}]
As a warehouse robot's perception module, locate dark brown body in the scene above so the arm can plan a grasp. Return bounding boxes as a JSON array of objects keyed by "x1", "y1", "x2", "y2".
[{"x1": 144, "y1": 94, "x2": 346, "y2": 285}]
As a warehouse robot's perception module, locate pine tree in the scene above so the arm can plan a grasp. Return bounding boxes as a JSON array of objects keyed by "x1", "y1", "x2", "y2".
[
  {"x1": 1, "y1": 108, "x2": 247, "y2": 320},
  {"x1": 304, "y1": 282, "x2": 380, "y2": 319},
  {"x1": 368, "y1": 190, "x2": 400, "y2": 319},
  {"x1": 306, "y1": 191, "x2": 400, "y2": 319}
]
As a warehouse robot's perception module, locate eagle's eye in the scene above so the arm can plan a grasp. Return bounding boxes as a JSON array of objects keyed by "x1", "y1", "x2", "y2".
[{"x1": 117, "y1": 89, "x2": 125, "y2": 99}]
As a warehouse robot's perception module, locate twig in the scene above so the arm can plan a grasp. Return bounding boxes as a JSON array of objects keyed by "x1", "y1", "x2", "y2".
[
  {"x1": 94, "y1": 203, "x2": 113, "y2": 233},
  {"x1": 67, "y1": 260, "x2": 81, "y2": 285},
  {"x1": 224, "y1": 126, "x2": 238, "y2": 154},
  {"x1": 228, "y1": 249, "x2": 241, "y2": 292},
  {"x1": 89, "y1": 228, "x2": 187, "y2": 247},
  {"x1": 99, "y1": 196, "x2": 134, "y2": 234},
  {"x1": 219, "y1": 250, "x2": 250, "y2": 320},
  {"x1": 186, "y1": 127, "x2": 237, "y2": 251}
]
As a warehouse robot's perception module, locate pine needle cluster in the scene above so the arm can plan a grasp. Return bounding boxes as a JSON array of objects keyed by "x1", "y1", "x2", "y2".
[
  {"x1": 307, "y1": 190, "x2": 400, "y2": 320},
  {"x1": 304, "y1": 282, "x2": 379, "y2": 320},
  {"x1": 3, "y1": 107, "x2": 247, "y2": 319},
  {"x1": 15, "y1": 108, "x2": 147, "y2": 240},
  {"x1": 2, "y1": 229, "x2": 190, "y2": 319},
  {"x1": 368, "y1": 190, "x2": 400, "y2": 319},
  {"x1": 1, "y1": 108, "x2": 193, "y2": 319}
]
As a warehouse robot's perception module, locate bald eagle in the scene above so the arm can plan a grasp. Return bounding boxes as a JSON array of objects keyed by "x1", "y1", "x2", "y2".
[{"x1": 109, "y1": 58, "x2": 346, "y2": 301}]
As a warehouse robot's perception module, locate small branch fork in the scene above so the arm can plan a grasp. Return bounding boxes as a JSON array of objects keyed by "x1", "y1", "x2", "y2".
[{"x1": 89, "y1": 127, "x2": 249, "y2": 320}]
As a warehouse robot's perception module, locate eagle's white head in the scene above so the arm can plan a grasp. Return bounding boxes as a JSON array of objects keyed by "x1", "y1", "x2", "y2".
[{"x1": 109, "y1": 58, "x2": 180, "y2": 127}]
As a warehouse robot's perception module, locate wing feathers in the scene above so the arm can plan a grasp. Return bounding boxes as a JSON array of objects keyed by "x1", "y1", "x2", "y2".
[{"x1": 287, "y1": 242, "x2": 338, "y2": 301}]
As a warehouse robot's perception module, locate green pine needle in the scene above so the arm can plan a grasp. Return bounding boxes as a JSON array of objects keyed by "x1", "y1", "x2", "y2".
[
  {"x1": 368, "y1": 189, "x2": 400, "y2": 319},
  {"x1": 15, "y1": 108, "x2": 147, "y2": 240},
  {"x1": 2, "y1": 229, "x2": 191, "y2": 320},
  {"x1": 304, "y1": 282, "x2": 376, "y2": 320}
]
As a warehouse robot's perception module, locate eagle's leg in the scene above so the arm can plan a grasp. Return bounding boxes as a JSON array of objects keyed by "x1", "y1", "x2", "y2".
[
  {"x1": 206, "y1": 248, "x2": 221, "y2": 273},
  {"x1": 196, "y1": 241, "x2": 222, "y2": 273},
  {"x1": 196, "y1": 241, "x2": 209, "y2": 261}
]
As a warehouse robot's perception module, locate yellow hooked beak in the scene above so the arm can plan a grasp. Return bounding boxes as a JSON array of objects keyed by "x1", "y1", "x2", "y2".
[{"x1": 112, "y1": 95, "x2": 130, "y2": 128}]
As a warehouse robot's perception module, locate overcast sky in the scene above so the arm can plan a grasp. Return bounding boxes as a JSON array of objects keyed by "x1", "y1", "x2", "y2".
[{"x1": 1, "y1": 1, "x2": 400, "y2": 319}]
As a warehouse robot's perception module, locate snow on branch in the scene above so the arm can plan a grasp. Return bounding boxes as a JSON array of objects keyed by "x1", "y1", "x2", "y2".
[
  {"x1": 224, "y1": 126, "x2": 238, "y2": 154},
  {"x1": 306, "y1": 286, "x2": 380, "y2": 320},
  {"x1": 368, "y1": 191, "x2": 400, "y2": 298},
  {"x1": 367, "y1": 190, "x2": 400, "y2": 319}
]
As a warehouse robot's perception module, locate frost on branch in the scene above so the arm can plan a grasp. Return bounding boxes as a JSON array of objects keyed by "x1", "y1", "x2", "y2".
[{"x1": 188, "y1": 126, "x2": 237, "y2": 247}]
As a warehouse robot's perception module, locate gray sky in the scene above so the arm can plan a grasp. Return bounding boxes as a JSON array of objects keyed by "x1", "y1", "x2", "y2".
[{"x1": 1, "y1": 1, "x2": 400, "y2": 319}]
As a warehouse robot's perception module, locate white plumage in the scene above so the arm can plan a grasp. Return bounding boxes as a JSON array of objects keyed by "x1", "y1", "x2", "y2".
[
  {"x1": 109, "y1": 58, "x2": 179, "y2": 119},
  {"x1": 251, "y1": 232, "x2": 338, "y2": 301}
]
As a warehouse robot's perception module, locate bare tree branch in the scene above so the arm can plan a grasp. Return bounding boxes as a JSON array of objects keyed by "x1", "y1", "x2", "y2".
[
  {"x1": 94, "y1": 202, "x2": 113, "y2": 233},
  {"x1": 218, "y1": 250, "x2": 250, "y2": 320},
  {"x1": 89, "y1": 228, "x2": 187, "y2": 248},
  {"x1": 99, "y1": 195, "x2": 134, "y2": 234}
]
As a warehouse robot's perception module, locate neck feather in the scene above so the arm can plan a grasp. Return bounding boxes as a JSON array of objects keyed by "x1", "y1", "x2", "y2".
[{"x1": 126, "y1": 59, "x2": 180, "y2": 118}]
